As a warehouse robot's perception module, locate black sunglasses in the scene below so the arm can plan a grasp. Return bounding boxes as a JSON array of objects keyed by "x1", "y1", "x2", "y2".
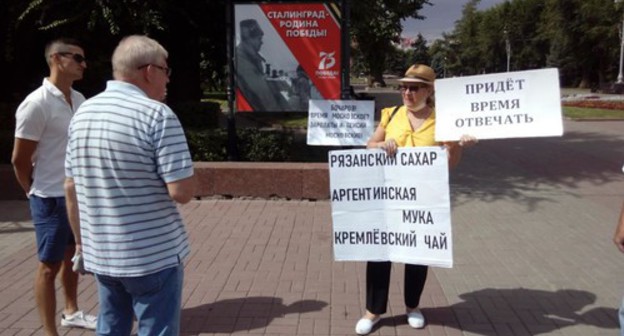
[
  {"x1": 57, "y1": 52, "x2": 86, "y2": 64},
  {"x1": 399, "y1": 85, "x2": 426, "y2": 93},
  {"x1": 137, "y1": 64, "x2": 172, "y2": 77}
]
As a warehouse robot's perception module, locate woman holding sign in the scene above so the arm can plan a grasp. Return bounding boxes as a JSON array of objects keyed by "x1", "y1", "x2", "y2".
[{"x1": 355, "y1": 64, "x2": 477, "y2": 335}]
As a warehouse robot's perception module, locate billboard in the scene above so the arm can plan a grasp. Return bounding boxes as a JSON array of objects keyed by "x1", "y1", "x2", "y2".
[{"x1": 234, "y1": 2, "x2": 342, "y2": 112}]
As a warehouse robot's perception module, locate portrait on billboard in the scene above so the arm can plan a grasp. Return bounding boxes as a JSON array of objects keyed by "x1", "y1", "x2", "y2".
[{"x1": 234, "y1": 2, "x2": 342, "y2": 112}]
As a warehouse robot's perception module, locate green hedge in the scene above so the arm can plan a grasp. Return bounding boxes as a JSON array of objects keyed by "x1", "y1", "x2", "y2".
[
  {"x1": 170, "y1": 101, "x2": 221, "y2": 130},
  {"x1": 0, "y1": 127, "x2": 296, "y2": 164},
  {"x1": 187, "y1": 128, "x2": 294, "y2": 162},
  {"x1": 0, "y1": 101, "x2": 312, "y2": 163}
]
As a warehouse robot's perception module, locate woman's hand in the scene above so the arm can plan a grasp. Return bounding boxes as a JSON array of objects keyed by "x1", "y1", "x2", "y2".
[
  {"x1": 379, "y1": 138, "x2": 398, "y2": 156},
  {"x1": 458, "y1": 134, "x2": 478, "y2": 147}
]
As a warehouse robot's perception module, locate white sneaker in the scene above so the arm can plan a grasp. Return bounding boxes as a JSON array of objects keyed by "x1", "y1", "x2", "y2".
[
  {"x1": 407, "y1": 308, "x2": 425, "y2": 328},
  {"x1": 355, "y1": 316, "x2": 380, "y2": 335},
  {"x1": 61, "y1": 311, "x2": 97, "y2": 330}
]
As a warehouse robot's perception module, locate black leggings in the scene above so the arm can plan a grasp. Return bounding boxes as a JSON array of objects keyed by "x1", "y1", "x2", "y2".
[{"x1": 365, "y1": 261, "x2": 428, "y2": 314}]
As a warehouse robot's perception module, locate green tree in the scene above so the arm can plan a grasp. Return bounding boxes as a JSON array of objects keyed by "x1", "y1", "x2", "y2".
[
  {"x1": 387, "y1": 46, "x2": 410, "y2": 76},
  {"x1": 474, "y1": 5, "x2": 507, "y2": 73},
  {"x1": 540, "y1": 0, "x2": 619, "y2": 87},
  {"x1": 450, "y1": 0, "x2": 484, "y2": 75},
  {"x1": 350, "y1": 0, "x2": 430, "y2": 87},
  {"x1": 503, "y1": 0, "x2": 549, "y2": 71},
  {"x1": 435, "y1": 0, "x2": 620, "y2": 88},
  {"x1": 7, "y1": 0, "x2": 227, "y2": 103},
  {"x1": 428, "y1": 36, "x2": 454, "y2": 78},
  {"x1": 409, "y1": 33, "x2": 431, "y2": 66},
  {"x1": 387, "y1": 34, "x2": 430, "y2": 78}
]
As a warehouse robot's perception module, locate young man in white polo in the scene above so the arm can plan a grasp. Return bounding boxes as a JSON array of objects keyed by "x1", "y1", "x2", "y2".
[{"x1": 12, "y1": 37, "x2": 96, "y2": 335}]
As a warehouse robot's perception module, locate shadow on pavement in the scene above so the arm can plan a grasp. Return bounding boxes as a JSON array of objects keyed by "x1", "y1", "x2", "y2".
[
  {"x1": 452, "y1": 129, "x2": 624, "y2": 211},
  {"x1": 0, "y1": 200, "x2": 31, "y2": 227},
  {"x1": 0, "y1": 225, "x2": 33, "y2": 234},
  {"x1": 425, "y1": 288, "x2": 617, "y2": 335},
  {"x1": 368, "y1": 288, "x2": 617, "y2": 335},
  {"x1": 180, "y1": 296, "x2": 327, "y2": 334}
]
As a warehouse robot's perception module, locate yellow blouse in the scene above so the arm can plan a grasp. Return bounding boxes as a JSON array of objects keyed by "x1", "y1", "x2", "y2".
[{"x1": 380, "y1": 105, "x2": 439, "y2": 147}]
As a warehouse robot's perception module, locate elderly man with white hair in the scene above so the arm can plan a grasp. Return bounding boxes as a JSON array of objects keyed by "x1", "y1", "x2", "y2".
[{"x1": 64, "y1": 35, "x2": 195, "y2": 336}]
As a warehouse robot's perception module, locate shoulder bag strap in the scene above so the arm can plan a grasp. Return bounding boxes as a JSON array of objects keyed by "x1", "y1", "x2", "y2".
[{"x1": 386, "y1": 105, "x2": 401, "y2": 128}]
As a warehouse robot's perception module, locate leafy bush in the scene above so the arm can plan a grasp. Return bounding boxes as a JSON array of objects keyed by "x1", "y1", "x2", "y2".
[
  {"x1": 186, "y1": 129, "x2": 229, "y2": 161},
  {"x1": 170, "y1": 101, "x2": 221, "y2": 130},
  {"x1": 203, "y1": 92, "x2": 227, "y2": 100},
  {"x1": 186, "y1": 128, "x2": 294, "y2": 162},
  {"x1": 0, "y1": 99, "x2": 317, "y2": 163},
  {"x1": 238, "y1": 128, "x2": 292, "y2": 162}
]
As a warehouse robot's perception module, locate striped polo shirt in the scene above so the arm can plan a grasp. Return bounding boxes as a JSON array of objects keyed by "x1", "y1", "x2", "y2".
[{"x1": 65, "y1": 80, "x2": 194, "y2": 277}]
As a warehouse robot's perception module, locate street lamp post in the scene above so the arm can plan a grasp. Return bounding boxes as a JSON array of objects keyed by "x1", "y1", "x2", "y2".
[
  {"x1": 504, "y1": 29, "x2": 511, "y2": 72},
  {"x1": 616, "y1": 0, "x2": 624, "y2": 83}
]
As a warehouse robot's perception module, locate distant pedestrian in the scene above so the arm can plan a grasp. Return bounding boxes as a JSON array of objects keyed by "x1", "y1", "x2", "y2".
[
  {"x1": 64, "y1": 35, "x2": 195, "y2": 336},
  {"x1": 11, "y1": 37, "x2": 96, "y2": 335}
]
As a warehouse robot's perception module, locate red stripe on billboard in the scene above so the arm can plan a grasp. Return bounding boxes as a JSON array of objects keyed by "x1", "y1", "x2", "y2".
[
  {"x1": 260, "y1": 3, "x2": 341, "y2": 99},
  {"x1": 236, "y1": 89, "x2": 253, "y2": 112}
]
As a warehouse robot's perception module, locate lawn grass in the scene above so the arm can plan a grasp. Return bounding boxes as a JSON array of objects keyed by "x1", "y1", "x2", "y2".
[
  {"x1": 235, "y1": 112, "x2": 309, "y2": 128},
  {"x1": 271, "y1": 106, "x2": 624, "y2": 127},
  {"x1": 562, "y1": 106, "x2": 624, "y2": 119},
  {"x1": 279, "y1": 115, "x2": 308, "y2": 128},
  {"x1": 204, "y1": 94, "x2": 624, "y2": 127},
  {"x1": 202, "y1": 98, "x2": 227, "y2": 111}
]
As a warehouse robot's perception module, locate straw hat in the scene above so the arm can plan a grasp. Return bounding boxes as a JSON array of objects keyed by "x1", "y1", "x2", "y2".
[{"x1": 398, "y1": 64, "x2": 435, "y2": 85}]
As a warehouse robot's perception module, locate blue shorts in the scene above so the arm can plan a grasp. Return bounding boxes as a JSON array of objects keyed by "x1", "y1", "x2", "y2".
[{"x1": 29, "y1": 195, "x2": 75, "y2": 263}]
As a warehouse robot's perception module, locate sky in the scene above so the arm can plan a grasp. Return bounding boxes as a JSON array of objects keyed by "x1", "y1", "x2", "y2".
[{"x1": 402, "y1": 0, "x2": 508, "y2": 42}]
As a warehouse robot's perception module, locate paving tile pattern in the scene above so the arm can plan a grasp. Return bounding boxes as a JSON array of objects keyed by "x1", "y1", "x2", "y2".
[{"x1": 0, "y1": 120, "x2": 623, "y2": 335}]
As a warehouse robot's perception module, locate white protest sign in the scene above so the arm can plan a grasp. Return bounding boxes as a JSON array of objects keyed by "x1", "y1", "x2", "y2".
[
  {"x1": 307, "y1": 100, "x2": 375, "y2": 146},
  {"x1": 435, "y1": 68, "x2": 563, "y2": 141},
  {"x1": 329, "y1": 147, "x2": 453, "y2": 268}
]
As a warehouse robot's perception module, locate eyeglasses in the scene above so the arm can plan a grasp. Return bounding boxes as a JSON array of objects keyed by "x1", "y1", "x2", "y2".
[
  {"x1": 57, "y1": 52, "x2": 86, "y2": 64},
  {"x1": 138, "y1": 64, "x2": 172, "y2": 77},
  {"x1": 399, "y1": 85, "x2": 426, "y2": 93}
]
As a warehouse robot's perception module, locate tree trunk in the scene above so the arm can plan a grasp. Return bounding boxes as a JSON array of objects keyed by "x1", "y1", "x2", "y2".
[{"x1": 367, "y1": 50, "x2": 387, "y2": 87}]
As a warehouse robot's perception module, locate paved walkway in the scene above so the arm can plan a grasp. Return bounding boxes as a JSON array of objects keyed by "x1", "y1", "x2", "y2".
[{"x1": 1, "y1": 119, "x2": 624, "y2": 335}]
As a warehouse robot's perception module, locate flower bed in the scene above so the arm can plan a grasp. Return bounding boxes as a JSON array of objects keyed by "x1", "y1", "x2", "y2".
[{"x1": 562, "y1": 100, "x2": 624, "y2": 110}]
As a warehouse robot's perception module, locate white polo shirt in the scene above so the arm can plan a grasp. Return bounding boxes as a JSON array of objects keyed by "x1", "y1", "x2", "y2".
[{"x1": 15, "y1": 78, "x2": 85, "y2": 197}]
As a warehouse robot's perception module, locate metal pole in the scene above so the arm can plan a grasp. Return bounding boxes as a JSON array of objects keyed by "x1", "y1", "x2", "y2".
[
  {"x1": 340, "y1": 0, "x2": 351, "y2": 99},
  {"x1": 616, "y1": 0, "x2": 624, "y2": 83},
  {"x1": 226, "y1": 1, "x2": 239, "y2": 160},
  {"x1": 619, "y1": 13, "x2": 624, "y2": 83},
  {"x1": 504, "y1": 29, "x2": 510, "y2": 72},
  {"x1": 506, "y1": 42, "x2": 511, "y2": 72}
]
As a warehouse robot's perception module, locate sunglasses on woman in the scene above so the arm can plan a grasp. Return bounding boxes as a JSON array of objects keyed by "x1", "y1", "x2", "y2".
[{"x1": 399, "y1": 85, "x2": 427, "y2": 93}]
